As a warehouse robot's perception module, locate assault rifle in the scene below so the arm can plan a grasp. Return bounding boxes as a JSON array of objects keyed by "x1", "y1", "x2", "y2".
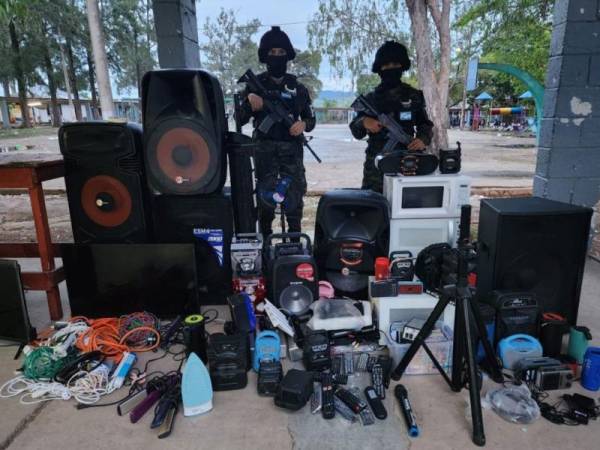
[
  {"x1": 237, "y1": 69, "x2": 321, "y2": 163},
  {"x1": 351, "y1": 95, "x2": 414, "y2": 154}
]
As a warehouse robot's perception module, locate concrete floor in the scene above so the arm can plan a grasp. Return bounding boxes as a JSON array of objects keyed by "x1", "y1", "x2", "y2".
[{"x1": 1, "y1": 258, "x2": 599, "y2": 450}]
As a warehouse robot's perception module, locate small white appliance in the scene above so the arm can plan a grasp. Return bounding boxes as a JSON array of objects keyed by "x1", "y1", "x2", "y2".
[{"x1": 384, "y1": 173, "x2": 471, "y2": 258}]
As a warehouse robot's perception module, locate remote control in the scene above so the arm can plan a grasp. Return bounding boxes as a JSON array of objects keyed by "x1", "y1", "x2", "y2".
[
  {"x1": 366, "y1": 355, "x2": 378, "y2": 371},
  {"x1": 344, "y1": 352, "x2": 354, "y2": 374},
  {"x1": 311, "y1": 382, "x2": 322, "y2": 414},
  {"x1": 335, "y1": 387, "x2": 367, "y2": 413},
  {"x1": 333, "y1": 397, "x2": 357, "y2": 422},
  {"x1": 371, "y1": 363, "x2": 385, "y2": 399},
  {"x1": 356, "y1": 353, "x2": 369, "y2": 372},
  {"x1": 321, "y1": 373, "x2": 335, "y2": 419},
  {"x1": 349, "y1": 387, "x2": 375, "y2": 426},
  {"x1": 331, "y1": 373, "x2": 348, "y2": 385},
  {"x1": 364, "y1": 386, "x2": 387, "y2": 420},
  {"x1": 377, "y1": 355, "x2": 392, "y2": 388},
  {"x1": 332, "y1": 354, "x2": 344, "y2": 375}
]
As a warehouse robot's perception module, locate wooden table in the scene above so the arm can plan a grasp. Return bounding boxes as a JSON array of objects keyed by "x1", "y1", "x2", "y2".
[{"x1": 0, "y1": 154, "x2": 65, "y2": 320}]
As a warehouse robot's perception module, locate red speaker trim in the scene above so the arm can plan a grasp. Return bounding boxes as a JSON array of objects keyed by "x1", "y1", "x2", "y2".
[{"x1": 81, "y1": 175, "x2": 132, "y2": 227}]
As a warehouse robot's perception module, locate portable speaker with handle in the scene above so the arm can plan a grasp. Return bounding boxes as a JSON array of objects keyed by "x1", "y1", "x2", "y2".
[
  {"x1": 314, "y1": 189, "x2": 390, "y2": 299},
  {"x1": 271, "y1": 255, "x2": 318, "y2": 314},
  {"x1": 142, "y1": 69, "x2": 228, "y2": 195},
  {"x1": 59, "y1": 121, "x2": 153, "y2": 243},
  {"x1": 476, "y1": 197, "x2": 592, "y2": 324}
]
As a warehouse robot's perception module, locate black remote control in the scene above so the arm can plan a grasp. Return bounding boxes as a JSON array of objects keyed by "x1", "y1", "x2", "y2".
[
  {"x1": 371, "y1": 363, "x2": 385, "y2": 399},
  {"x1": 335, "y1": 387, "x2": 367, "y2": 413},
  {"x1": 364, "y1": 386, "x2": 387, "y2": 420},
  {"x1": 377, "y1": 355, "x2": 392, "y2": 388},
  {"x1": 321, "y1": 373, "x2": 335, "y2": 419}
]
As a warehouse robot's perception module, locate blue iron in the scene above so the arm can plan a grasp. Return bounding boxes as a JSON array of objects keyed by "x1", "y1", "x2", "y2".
[{"x1": 182, "y1": 352, "x2": 213, "y2": 416}]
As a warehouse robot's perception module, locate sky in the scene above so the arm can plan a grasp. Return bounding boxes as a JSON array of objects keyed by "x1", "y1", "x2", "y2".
[{"x1": 196, "y1": 0, "x2": 353, "y2": 91}]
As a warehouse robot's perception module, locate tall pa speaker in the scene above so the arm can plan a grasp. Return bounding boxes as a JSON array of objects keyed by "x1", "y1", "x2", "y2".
[
  {"x1": 142, "y1": 69, "x2": 228, "y2": 195},
  {"x1": 59, "y1": 122, "x2": 152, "y2": 243},
  {"x1": 153, "y1": 194, "x2": 234, "y2": 304},
  {"x1": 314, "y1": 189, "x2": 390, "y2": 299},
  {"x1": 476, "y1": 197, "x2": 592, "y2": 324}
]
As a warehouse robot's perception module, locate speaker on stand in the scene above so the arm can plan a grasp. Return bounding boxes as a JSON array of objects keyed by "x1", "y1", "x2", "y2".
[
  {"x1": 476, "y1": 197, "x2": 593, "y2": 324},
  {"x1": 59, "y1": 122, "x2": 153, "y2": 243}
]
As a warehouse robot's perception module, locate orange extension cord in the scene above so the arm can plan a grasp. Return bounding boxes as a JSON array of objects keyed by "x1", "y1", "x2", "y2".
[{"x1": 70, "y1": 315, "x2": 161, "y2": 361}]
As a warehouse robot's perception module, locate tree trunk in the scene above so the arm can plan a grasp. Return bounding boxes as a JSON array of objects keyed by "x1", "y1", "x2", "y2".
[
  {"x1": 405, "y1": 0, "x2": 450, "y2": 151},
  {"x1": 59, "y1": 44, "x2": 75, "y2": 112},
  {"x1": 42, "y1": 24, "x2": 61, "y2": 127},
  {"x1": 8, "y1": 19, "x2": 31, "y2": 128},
  {"x1": 86, "y1": 0, "x2": 115, "y2": 118},
  {"x1": 86, "y1": 47, "x2": 99, "y2": 119},
  {"x1": 66, "y1": 38, "x2": 83, "y2": 121},
  {"x1": 2, "y1": 80, "x2": 10, "y2": 97},
  {"x1": 43, "y1": 47, "x2": 62, "y2": 127}
]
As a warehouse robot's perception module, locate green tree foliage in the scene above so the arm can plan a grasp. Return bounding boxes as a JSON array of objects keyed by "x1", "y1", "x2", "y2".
[
  {"x1": 200, "y1": 8, "x2": 261, "y2": 96},
  {"x1": 289, "y1": 49, "x2": 322, "y2": 99},
  {"x1": 356, "y1": 73, "x2": 379, "y2": 95},
  {"x1": 456, "y1": 0, "x2": 552, "y2": 99},
  {"x1": 307, "y1": 0, "x2": 411, "y2": 87},
  {"x1": 104, "y1": 0, "x2": 156, "y2": 96}
]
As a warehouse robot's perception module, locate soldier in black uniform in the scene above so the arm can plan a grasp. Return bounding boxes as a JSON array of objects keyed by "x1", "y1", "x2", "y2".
[
  {"x1": 350, "y1": 41, "x2": 434, "y2": 193},
  {"x1": 238, "y1": 26, "x2": 316, "y2": 237}
]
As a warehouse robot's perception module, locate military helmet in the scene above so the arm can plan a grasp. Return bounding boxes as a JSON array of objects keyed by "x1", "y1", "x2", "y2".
[
  {"x1": 258, "y1": 26, "x2": 296, "y2": 63},
  {"x1": 371, "y1": 41, "x2": 411, "y2": 73}
]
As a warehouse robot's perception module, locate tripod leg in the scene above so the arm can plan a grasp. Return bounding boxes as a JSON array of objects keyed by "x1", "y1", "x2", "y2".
[
  {"x1": 421, "y1": 342, "x2": 453, "y2": 388},
  {"x1": 469, "y1": 301, "x2": 503, "y2": 383},
  {"x1": 391, "y1": 295, "x2": 450, "y2": 381},
  {"x1": 451, "y1": 298, "x2": 466, "y2": 391},
  {"x1": 462, "y1": 300, "x2": 486, "y2": 447}
]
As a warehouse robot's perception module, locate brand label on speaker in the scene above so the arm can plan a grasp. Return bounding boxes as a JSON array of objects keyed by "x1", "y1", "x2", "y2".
[
  {"x1": 193, "y1": 228, "x2": 224, "y2": 265},
  {"x1": 296, "y1": 263, "x2": 315, "y2": 281}
]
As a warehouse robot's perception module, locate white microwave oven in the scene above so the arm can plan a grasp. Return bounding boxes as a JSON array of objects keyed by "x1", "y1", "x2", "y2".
[
  {"x1": 383, "y1": 173, "x2": 471, "y2": 219},
  {"x1": 389, "y1": 217, "x2": 460, "y2": 259}
]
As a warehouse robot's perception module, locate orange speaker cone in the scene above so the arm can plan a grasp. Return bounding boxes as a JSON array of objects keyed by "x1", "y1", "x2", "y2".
[
  {"x1": 81, "y1": 175, "x2": 132, "y2": 227},
  {"x1": 155, "y1": 127, "x2": 210, "y2": 185}
]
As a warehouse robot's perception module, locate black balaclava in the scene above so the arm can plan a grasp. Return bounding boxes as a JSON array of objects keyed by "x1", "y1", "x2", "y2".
[
  {"x1": 258, "y1": 26, "x2": 296, "y2": 79},
  {"x1": 266, "y1": 54, "x2": 288, "y2": 78},
  {"x1": 379, "y1": 67, "x2": 404, "y2": 89}
]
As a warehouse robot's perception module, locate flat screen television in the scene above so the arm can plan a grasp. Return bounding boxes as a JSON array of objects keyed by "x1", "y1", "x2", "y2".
[
  {"x1": 61, "y1": 243, "x2": 199, "y2": 318},
  {"x1": 0, "y1": 260, "x2": 36, "y2": 345}
]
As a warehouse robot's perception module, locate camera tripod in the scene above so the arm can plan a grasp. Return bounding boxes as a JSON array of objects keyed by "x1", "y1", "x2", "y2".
[{"x1": 390, "y1": 205, "x2": 503, "y2": 447}]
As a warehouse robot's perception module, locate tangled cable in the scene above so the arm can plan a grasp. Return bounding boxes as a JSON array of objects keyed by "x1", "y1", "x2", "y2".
[
  {"x1": 0, "y1": 312, "x2": 161, "y2": 406},
  {"x1": 72, "y1": 313, "x2": 160, "y2": 361},
  {"x1": 0, "y1": 363, "x2": 114, "y2": 405}
]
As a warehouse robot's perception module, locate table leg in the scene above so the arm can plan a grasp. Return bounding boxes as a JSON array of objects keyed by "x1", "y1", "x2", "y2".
[{"x1": 29, "y1": 183, "x2": 63, "y2": 320}]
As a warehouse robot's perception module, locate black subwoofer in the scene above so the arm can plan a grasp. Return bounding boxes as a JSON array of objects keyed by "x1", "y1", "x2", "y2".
[
  {"x1": 153, "y1": 194, "x2": 233, "y2": 304},
  {"x1": 314, "y1": 189, "x2": 390, "y2": 299},
  {"x1": 59, "y1": 122, "x2": 152, "y2": 243},
  {"x1": 142, "y1": 69, "x2": 227, "y2": 195},
  {"x1": 476, "y1": 197, "x2": 592, "y2": 324}
]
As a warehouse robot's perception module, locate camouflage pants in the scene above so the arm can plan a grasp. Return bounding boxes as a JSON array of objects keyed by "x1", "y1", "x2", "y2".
[
  {"x1": 254, "y1": 139, "x2": 307, "y2": 236},
  {"x1": 361, "y1": 151, "x2": 384, "y2": 193}
]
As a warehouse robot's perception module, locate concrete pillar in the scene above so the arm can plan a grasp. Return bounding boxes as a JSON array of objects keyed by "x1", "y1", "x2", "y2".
[
  {"x1": 533, "y1": 0, "x2": 600, "y2": 208},
  {"x1": 152, "y1": 0, "x2": 200, "y2": 68}
]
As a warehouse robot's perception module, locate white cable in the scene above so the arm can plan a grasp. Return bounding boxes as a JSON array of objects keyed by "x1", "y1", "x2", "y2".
[{"x1": 0, "y1": 363, "x2": 116, "y2": 405}]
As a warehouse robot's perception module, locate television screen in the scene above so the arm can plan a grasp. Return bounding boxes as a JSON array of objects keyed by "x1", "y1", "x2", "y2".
[
  {"x1": 0, "y1": 260, "x2": 36, "y2": 344},
  {"x1": 61, "y1": 244, "x2": 198, "y2": 318}
]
